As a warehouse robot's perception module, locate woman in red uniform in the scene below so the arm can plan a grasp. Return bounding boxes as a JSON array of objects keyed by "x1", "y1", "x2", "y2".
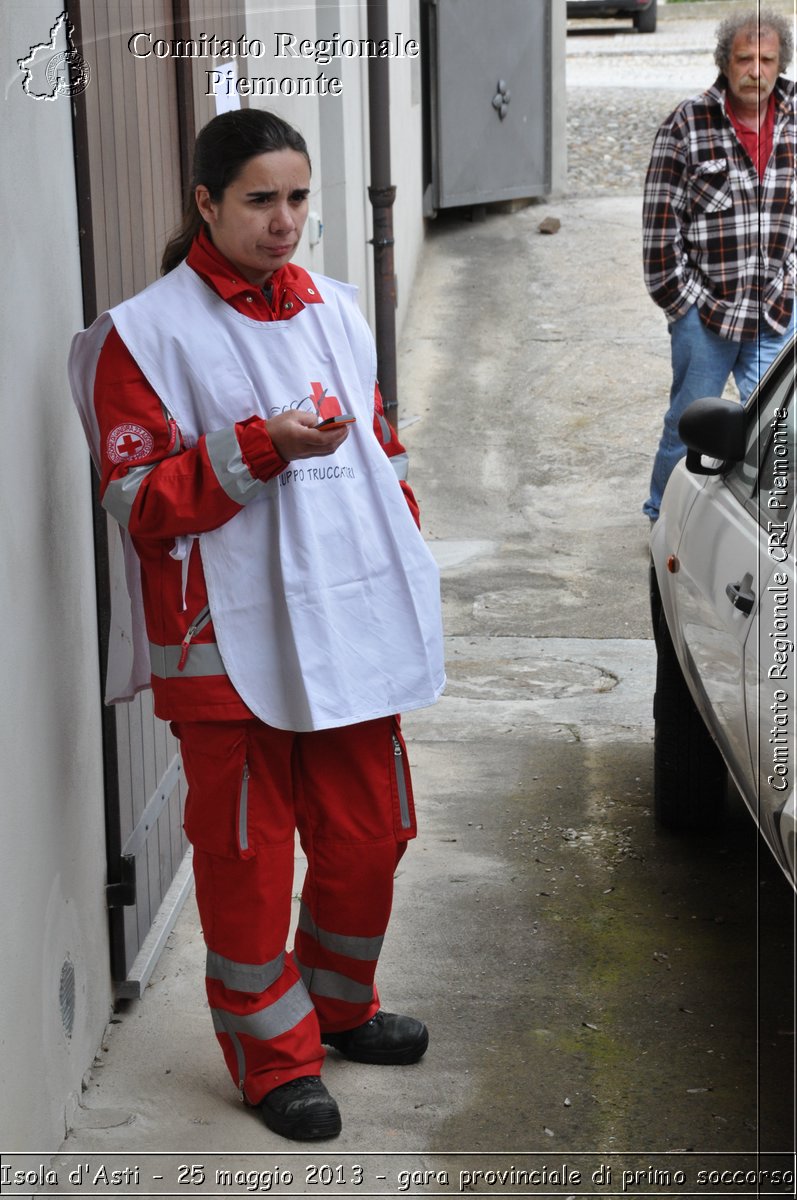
[{"x1": 69, "y1": 109, "x2": 445, "y2": 1142}]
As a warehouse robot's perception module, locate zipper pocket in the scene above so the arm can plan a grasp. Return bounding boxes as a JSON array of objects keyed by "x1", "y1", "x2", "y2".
[
  {"x1": 238, "y1": 760, "x2": 250, "y2": 853},
  {"x1": 177, "y1": 604, "x2": 212, "y2": 671},
  {"x1": 392, "y1": 734, "x2": 411, "y2": 830}
]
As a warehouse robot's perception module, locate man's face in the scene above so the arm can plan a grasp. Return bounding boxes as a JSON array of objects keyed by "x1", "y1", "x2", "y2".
[{"x1": 726, "y1": 27, "x2": 781, "y2": 113}]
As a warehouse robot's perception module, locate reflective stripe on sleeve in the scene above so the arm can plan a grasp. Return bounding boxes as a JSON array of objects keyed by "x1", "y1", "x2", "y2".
[
  {"x1": 298, "y1": 903, "x2": 384, "y2": 962},
  {"x1": 294, "y1": 956, "x2": 375, "y2": 1004},
  {"x1": 210, "y1": 979, "x2": 314, "y2": 1042},
  {"x1": 206, "y1": 949, "x2": 285, "y2": 994},
  {"x1": 389, "y1": 451, "x2": 409, "y2": 482},
  {"x1": 102, "y1": 464, "x2": 157, "y2": 529},
  {"x1": 205, "y1": 425, "x2": 268, "y2": 505},
  {"x1": 376, "y1": 413, "x2": 410, "y2": 481},
  {"x1": 149, "y1": 641, "x2": 227, "y2": 679}
]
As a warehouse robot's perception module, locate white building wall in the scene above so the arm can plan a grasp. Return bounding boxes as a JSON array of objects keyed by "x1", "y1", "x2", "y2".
[
  {"x1": 550, "y1": 0, "x2": 568, "y2": 197},
  {"x1": 0, "y1": 1, "x2": 111, "y2": 1148},
  {"x1": 241, "y1": 0, "x2": 327, "y2": 277},
  {"x1": 239, "y1": 0, "x2": 424, "y2": 339},
  {"x1": 388, "y1": 0, "x2": 425, "y2": 334}
]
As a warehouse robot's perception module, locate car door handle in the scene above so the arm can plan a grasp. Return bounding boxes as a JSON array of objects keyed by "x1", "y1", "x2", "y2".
[{"x1": 725, "y1": 574, "x2": 755, "y2": 616}]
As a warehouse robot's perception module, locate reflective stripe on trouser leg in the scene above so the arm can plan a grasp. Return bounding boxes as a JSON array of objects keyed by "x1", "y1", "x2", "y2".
[
  {"x1": 209, "y1": 972, "x2": 318, "y2": 1103},
  {"x1": 292, "y1": 716, "x2": 416, "y2": 1034},
  {"x1": 292, "y1": 838, "x2": 401, "y2": 1031},
  {"x1": 193, "y1": 848, "x2": 325, "y2": 1104},
  {"x1": 295, "y1": 901, "x2": 386, "y2": 1016},
  {"x1": 177, "y1": 716, "x2": 327, "y2": 1104}
]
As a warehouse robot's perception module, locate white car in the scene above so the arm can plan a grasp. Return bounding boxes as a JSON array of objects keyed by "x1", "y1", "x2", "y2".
[{"x1": 650, "y1": 336, "x2": 795, "y2": 887}]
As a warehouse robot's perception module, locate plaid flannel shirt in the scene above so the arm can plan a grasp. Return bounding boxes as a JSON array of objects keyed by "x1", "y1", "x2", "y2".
[{"x1": 643, "y1": 75, "x2": 796, "y2": 341}]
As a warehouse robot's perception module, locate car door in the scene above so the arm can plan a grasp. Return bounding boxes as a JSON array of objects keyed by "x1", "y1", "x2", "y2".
[
  {"x1": 736, "y1": 371, "x2": 795, "y2": 880},
  {"x1": 669, "y1": 461, "x2": 759, "y2": 797},
  {"x1": 669, "y1": 348, "x2": 795, "y2": 829}
]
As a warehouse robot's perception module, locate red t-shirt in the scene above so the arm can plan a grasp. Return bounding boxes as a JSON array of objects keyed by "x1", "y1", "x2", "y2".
[{"x1": 726, "y1": 91, "x2": 776, "y2": 179}]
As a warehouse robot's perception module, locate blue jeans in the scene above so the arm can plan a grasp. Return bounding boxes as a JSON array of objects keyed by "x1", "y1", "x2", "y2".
[{"x1": 643, "y1": 303, "x2": 796, "y2": 520}]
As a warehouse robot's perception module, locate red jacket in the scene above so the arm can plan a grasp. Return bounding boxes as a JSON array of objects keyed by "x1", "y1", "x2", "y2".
[{"x1": 93, "y1": 230, "x2": 418, "y2": 722}]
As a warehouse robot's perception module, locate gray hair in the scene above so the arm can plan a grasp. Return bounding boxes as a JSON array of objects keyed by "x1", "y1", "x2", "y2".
[{"x1": 714, "y1": 9, "x2": 794, "y2": 76}]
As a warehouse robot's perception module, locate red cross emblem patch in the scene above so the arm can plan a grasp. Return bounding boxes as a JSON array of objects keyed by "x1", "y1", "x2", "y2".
[{"x1": 107, "y1": 423, "x2": 155, "y2": 465}]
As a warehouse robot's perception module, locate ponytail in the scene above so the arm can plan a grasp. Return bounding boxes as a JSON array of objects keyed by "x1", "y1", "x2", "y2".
[{"x1": 161, "y1": 201, "x2": 204, "y2": 276}]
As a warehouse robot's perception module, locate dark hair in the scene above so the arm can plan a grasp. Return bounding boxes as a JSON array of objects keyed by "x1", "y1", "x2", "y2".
[
  {"x1": 161, "y1": 109, "x2": 311, "y2": 274},
  {"x1": 714, "y1": 8, "x2": 793, "y2": 77}
]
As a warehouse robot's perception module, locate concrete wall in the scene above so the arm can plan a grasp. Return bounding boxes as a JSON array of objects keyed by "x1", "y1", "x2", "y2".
[
  {"x1": 0, "y1": 1, "x2": 111, "y2": 1148},
  {"x1": 550, "y1": 0, "x2": 568, "y2": 197},
  {"x1": 388, "y1": 0, "x2": 425, "y2": 328}
]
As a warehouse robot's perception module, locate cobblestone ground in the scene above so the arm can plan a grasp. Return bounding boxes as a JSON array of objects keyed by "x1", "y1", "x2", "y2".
[
  {"x1": 564, "y1": 13, "x2": 720, "y2": 198},
  {"x1": 566, "y1": 86, "x2": 690, "y2": 196}
]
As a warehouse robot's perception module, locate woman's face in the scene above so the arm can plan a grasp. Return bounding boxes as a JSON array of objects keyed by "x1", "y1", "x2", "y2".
[{"x1": 195, "y1": 149, "x2": 311, "y2": 285}]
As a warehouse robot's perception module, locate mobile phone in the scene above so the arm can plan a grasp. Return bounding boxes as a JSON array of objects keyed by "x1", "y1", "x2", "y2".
[{"x1": 317, "y1": 413, "x2": 356, "y2": 429}]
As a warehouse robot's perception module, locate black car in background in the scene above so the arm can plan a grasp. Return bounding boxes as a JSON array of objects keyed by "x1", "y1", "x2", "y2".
[{"x1": 566, "y1": 0, "x2": 657, "y2": 34}]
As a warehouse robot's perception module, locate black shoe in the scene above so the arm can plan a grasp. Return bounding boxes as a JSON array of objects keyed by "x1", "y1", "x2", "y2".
[
  {"x1": 322, "y1": 1010, "x2": 429, "y2": 1064},
  {"x1": 258, "y1": 1076, "x2": 341, "y2": 1141}
]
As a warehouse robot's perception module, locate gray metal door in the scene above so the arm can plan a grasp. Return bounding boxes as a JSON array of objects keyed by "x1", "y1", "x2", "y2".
[{"x1": 423, "y1": 0, "x2": 555, "y2": 212}]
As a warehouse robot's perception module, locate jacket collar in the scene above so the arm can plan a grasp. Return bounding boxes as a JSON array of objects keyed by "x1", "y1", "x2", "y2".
[{"x1": 186, "y1": 227, "x2": 323, "y2": 308}]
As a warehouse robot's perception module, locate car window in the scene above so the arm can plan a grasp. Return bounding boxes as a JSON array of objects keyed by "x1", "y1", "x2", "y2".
[{"x1": 725, "y1": 357, "x2": 795, "y2": 527}]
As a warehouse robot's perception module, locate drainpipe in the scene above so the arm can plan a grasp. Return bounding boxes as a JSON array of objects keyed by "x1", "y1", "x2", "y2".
[{"x1": 367, "y1": 0, "x2": 399, "y2": 429}]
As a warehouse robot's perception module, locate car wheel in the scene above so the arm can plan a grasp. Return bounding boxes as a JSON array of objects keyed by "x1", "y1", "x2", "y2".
[
  {"x1": 653, "y1": 611, "x2": 726, "y2": 830},
  {"x1": 634, "y1": 0, "x2": 657, "y2": 34}
]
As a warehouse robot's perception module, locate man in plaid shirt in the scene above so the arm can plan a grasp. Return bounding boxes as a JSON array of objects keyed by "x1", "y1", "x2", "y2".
[{"x1": 642, "y1": 8, "x2": 795, "y2": 522}]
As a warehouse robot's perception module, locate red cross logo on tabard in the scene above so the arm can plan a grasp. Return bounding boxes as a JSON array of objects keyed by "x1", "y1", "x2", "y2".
[{"x1": 309, "y1": 381, "x2": 342, "y2": 421}]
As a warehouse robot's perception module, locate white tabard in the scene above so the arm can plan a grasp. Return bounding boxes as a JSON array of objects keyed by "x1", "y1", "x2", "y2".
[{"x1": 69, "y1": 263, "x2": 445, "y2": 731}]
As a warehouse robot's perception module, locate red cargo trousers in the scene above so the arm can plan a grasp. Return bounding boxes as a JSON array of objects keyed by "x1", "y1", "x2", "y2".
[{"x1": 173, "y1": 714, "x2": 416, "y2": 1104}]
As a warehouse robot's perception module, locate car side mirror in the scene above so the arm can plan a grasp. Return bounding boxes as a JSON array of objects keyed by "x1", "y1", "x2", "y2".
[{"x1": 678, "y1": 396, "x2": 747, "y2": 476}]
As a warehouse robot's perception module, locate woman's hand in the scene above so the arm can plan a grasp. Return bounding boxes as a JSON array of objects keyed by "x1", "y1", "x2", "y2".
[{"x1": 266, "y1": 410, "x2": 350, "y2": 462}]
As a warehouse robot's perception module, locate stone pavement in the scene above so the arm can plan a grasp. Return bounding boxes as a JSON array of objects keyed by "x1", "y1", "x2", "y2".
[{"x1": 566, "y1": 0, "x2": 795, "y2": 196}]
